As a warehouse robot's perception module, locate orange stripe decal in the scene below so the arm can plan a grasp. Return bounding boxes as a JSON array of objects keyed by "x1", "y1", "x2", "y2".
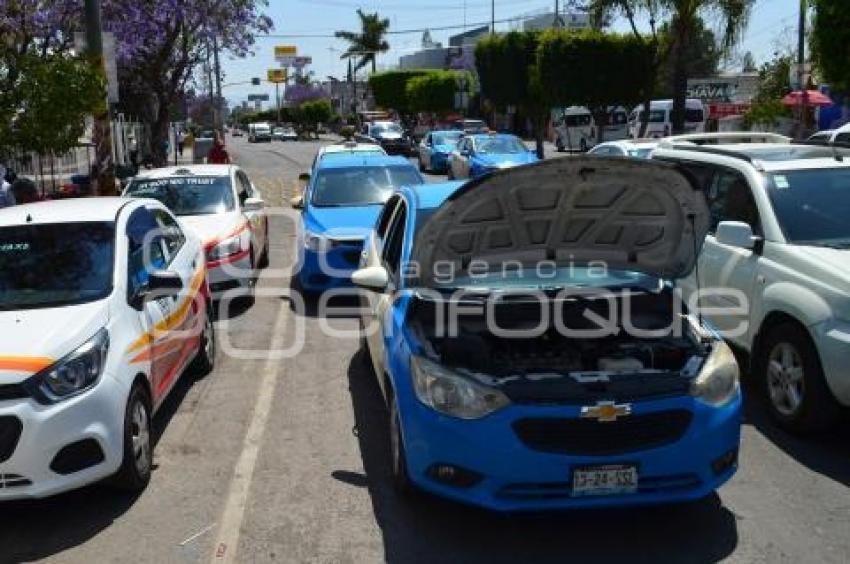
[
  {"x1": 0, "y1": 356, "x2": 54, "y2": 373},
  {"x1": 203, "y1": 221, "x2": 250, "y2": 251}
]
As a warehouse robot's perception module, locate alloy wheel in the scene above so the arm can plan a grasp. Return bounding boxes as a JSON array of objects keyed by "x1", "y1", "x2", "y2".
[
  {"x1": 766, "y1": 342, "x2": 805, "y2": 416},
  {"x1": 131, "y1": 399, "x2": 151, "y2": 475}
]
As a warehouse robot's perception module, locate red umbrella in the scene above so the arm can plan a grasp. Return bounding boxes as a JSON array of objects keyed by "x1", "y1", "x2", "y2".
[{"x1": 781, "y1": 90, "x2": 833, "y2": 107}]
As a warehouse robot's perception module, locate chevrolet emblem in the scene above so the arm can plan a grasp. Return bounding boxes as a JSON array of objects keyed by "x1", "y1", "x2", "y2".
[{"x1": 580, "y1": 401, "x2": 632, "y2": 422}]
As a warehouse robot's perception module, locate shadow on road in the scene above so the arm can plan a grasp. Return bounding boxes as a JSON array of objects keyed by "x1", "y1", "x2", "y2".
[
  {"x1": 343, "y1": 352, "x2": 739, "y2": 564},
  {"x1": 740, "y1": 372, "x2": 850, "y2": 487}
]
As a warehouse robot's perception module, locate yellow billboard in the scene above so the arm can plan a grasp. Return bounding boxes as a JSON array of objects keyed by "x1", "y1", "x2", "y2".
[
  {"x1": 274, "y1": 45, "x2": 297, "y2": 59},
  {"x1": 267, "y1": 69, "x2": 288, "y2": 83}
]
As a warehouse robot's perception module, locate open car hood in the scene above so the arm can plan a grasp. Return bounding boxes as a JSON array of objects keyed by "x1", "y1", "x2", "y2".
[{"x1": 411, "y1": 156, "x2": 709, "y2": 286}]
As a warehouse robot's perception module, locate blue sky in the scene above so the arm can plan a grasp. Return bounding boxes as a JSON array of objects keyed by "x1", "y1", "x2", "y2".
[{"x1": 222, "y1": 0, "x2": 801, "y2": 106}]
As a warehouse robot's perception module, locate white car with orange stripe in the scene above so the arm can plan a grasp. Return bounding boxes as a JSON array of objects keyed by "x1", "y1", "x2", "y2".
[
  {"x1": 0, "y1": 198, "x2": 215, "y2": 499},
  {"x1": 124, "y1": 165, "x2": 269, "y2": 299}
]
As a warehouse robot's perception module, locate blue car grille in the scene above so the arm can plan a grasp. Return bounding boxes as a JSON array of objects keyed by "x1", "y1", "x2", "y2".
[
  {"x1": 512, "y1": 410, "x2": 692, "y2": 456},
  {"x1": 497, "y1": 473, "x2": 701, "y2": 500}
]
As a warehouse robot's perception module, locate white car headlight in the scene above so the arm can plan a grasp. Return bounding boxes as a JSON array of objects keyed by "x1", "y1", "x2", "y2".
[
  {"x1": 410, "y1": 355, "x2": 510, "y2": 419},
  {"x1": 690, "y1": 340, "x2": 740, "y2": 406},
  {"x1": 27, "y1": 328, "x2": 110, "y2": 404},
  {"x1": 207, "y1": 235, "x2": 243, "y2": 261},
  {"x1": 304, "y1": 231, "x2": 331, "y2": 252}
]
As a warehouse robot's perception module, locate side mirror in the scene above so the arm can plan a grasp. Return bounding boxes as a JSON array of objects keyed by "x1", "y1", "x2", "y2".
[
  {"x1": 716, "y1": 221, "x2": 758, "y2": 250},
  {"x1": 351, "y1": 266, "x2": 389, "y2": 291},
  {"x1": 290, "y1": 195, "x2": 304, "y2": 209},
  {"x1": 298, "y1": 172, "x2": 311, "y2": 182},
  {"x1": 132, "y1": 270, "x2": 183, "y2": 309},
  {"x1": 243, "y1": 196, "x2": 264, "y2": 212}
]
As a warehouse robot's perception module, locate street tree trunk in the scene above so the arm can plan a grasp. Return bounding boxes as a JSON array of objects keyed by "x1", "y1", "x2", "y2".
[
  {"x1": 670, "y1": 19, "x2": 690, "y2": 135},
  {"x1": 151, "y1": 96, "x2": 171, "y2": 167}
]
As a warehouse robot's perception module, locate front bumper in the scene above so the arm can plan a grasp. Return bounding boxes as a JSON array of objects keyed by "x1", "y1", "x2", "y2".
[
  {"x1": 208, "y1": 253, "x2": 254, "y2": 300},
  {"x1": 812, "y1": 318, "x2": 850, "y2": 406},
  {"x1": 398, "y1": 391, "x2": 741, "y2": 512},
  {"x1": 297, "y1": 243, "x2": 363, "y2": 292},
  {"x1": 0, "y1": 374, "x2": 126, "y2": 500}
]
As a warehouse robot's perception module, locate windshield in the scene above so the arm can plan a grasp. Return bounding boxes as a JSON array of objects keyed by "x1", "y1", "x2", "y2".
[
  {"x1": 125, "y1": 176, "x2": 235, "y2": 216},
  {"x1": 433, "y1": 132, "x2": 463, "y2": 146},
  {"x1": 0, "y1": 222, "x2": 114, "y2": 310},
  {"x1": 640, "y1": 110, "x2": 667, "y2": 123},
  {"x1": 311, "y1": 166, "x2": 422, "y2": 207},
  {"x1": 477, "y1": 137, "x2": 527, "y2": 154},
  {"x1": 437, "y1": 266, "x2": 661, "y2": 291},
  {"x1": 766, "y1": 169, "x2": 850, "y2": 247},
  {"x1": 372, "y1": 124, "x2": 402, "y2": 134}
]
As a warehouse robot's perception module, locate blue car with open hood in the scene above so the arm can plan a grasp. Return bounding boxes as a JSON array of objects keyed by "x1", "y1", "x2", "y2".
[
  {"x1": 448, "y1": 133, "x2": 539, "y2": 180},
  {"x1": 353, "y1": 156, "x2": 742, "y2": 511},
  {"x1": 293, "y1": 154, "x2": 423, "y2": 293}
]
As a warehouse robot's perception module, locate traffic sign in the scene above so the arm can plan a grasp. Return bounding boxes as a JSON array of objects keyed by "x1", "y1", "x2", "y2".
[
  {"x1": 248, "y1": 94, "x2": 270, "y2": 102},
  {"x1": 267, "y1": 69, "x2": 288, "y2": 84},
  {"x1": 292, "y1": 56, "x2": 313, "y2": 68}
]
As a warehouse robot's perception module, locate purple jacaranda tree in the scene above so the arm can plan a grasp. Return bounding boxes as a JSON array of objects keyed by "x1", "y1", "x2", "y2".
[{"x1": 284, "y1": 83, "x2": 329, "y2": 106}]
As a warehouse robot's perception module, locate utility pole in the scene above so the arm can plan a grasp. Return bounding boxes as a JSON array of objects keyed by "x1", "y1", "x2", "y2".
[
  {"x1": 213, "y1": 34, "x2": 224, "y2": 132},
  {"x1": 275, "y1": 82, "x2": 282, "y2": 125},
  {"x1": 554, "y1": 0, "x2": 560, "y2": 28},
  {"x1": 491, "y1": 0, "x2": 495, "y2": 34},
  {"x1": 84, "y1": 0, "x2": 114, "y2": 196},
  {"x1": 796, "y1": 0, "x2": 808, "y2": 139}
]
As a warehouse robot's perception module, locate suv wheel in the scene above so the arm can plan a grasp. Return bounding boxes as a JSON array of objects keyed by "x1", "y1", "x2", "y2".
[{"x1": 759, "y1": 322, "x2": 841, "y2": 432}]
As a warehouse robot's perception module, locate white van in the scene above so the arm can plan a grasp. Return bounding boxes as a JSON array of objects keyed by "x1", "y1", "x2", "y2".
[
  {"x1": 599, "y1": 106, "x2": 630, "y2": 142},
  {"x1": 552, "y1": 106, "x2": 595, "y2": 152},
  {"x1": 628, "y1": 99, "x2": 706, "y2": 139},
  {"x1": 248, "y1": 122, "x2": 272, "y2": 143}
]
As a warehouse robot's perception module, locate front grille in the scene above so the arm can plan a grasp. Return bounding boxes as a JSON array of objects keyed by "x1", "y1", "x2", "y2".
[
  {"x1": 513, "y1": 410, "x2": 692, "y2": 456},
  {"x1": 497, "y1": 473, "x2": 701, "y2": 500},
  {"x1": 0, "y1": 416, "x2": 23, "y2": 463}
]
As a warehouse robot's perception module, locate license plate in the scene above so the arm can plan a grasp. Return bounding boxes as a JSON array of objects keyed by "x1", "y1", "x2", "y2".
[{"x1": 572, "y1": 464, "x2": 638, "y2": 497}]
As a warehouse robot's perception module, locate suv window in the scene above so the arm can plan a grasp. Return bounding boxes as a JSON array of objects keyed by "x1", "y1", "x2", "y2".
[
  {"x1": 707, "y1": 171, "x2": 761, "y2": 233},
  {"x1": 382, "y1": 202, "x2": 407, "y2": 279},
  {"x1": 126, "y1": 207, "x2": 168, "y2": 300}
]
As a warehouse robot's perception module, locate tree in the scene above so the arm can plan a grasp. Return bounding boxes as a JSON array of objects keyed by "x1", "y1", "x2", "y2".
[
  {"x1": 811, "y1": 0, "x2": 850, "y2": 92},
  {"x1": 476, "y1": 31, "x2": 549, "y2": 157},
  {"x1": 335, "y1": 9, "x2": 390, "y2": 73},
  {"x1": 654, "y1": 18, "x2": 720, "y2": 97},
  {"x1": 368, "y1": 70, "x2": 429, "y2": 114},
  {"x1": 538, "y1": 30, "x2": 654, "y2": 143},
  {"x1": 299, "y1": 99, "x2": 333, "y2": 138},
  {"x1": 405, "y1": 70, "x2": 474, "y2": 114}
]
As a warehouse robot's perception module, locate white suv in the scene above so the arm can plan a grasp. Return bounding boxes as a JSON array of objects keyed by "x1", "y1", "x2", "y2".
[{"x1": 653, "y1": 136, "x2": 850, "y2": 432}]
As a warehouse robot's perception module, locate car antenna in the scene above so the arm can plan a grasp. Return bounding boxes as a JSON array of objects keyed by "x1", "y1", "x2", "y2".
[{"x1": 688, "y1": 212, "x2": 705, "y2": 330}]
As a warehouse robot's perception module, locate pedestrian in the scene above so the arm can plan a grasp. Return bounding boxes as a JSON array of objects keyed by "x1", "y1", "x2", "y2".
[
  {"x1": 0, "y1": 164, "x2": 15, "y2": 208},
  {"x1": 177, "y1": 129, "x2": 186, "y2": 157},
  {"x1": 207, "y1": 134, "x2": 231, "y2": 164}
]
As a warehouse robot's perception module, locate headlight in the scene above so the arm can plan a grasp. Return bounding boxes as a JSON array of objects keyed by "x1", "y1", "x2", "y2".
[
  {"x1": 207, "y1": 235, "x2": 243, "y2": 261},
  {"x1": 304, "y1": 231, "x2": 331, "y2": 252},
  {"x1": 410, "y1": 356, "x2": 510, "y2": 419},
  {"x1": 690, "y1": 340, "x2": 739, "y2": 406},
  {"x1": 26, "y1": 328, "x2": 110, "y2": 404}
]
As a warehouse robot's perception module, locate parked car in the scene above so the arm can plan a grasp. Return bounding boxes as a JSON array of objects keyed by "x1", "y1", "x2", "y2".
[
  {"x1": 248, "y1": 123, "x2": 272, "y2": 143},
  {"x1": 654, "y1": 133, "x2": 850, "y2": 431},
  {"x1": 367, "y1": 122, "x2": 412, "y2": 156},
  {"x1": 448, "y1": 133, "x2": 538, "y2": 180},
  {"x1": 451, "y1": 119, "x2": 489, "y2": 134},
  {"x1": 628, "y1": 99, "x2": 706, "y2": 139},
  {"x1": 418, "y1": 130, "x2": 464, "y2": 173},
  {"x1": 291, "y1": 155, "x2": 423, "y2": 293},
  {"x1": 352, "y1": 157, "x2": 741, "y2": 511},
  {"x1": 0, "y1": 198, "x2": 215, "y2": 500},
  {"x1": 124, "y1": 165, "x2": 269, "y2": 299},
  {"x1": 588, "y1": 139, "x2": 659, "y2": 159}
]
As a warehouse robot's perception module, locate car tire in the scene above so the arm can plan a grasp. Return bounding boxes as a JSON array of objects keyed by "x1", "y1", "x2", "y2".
[
  {"x1": 112, "y1": 384, "x2": 153, "y2": 492},
  {"x1": 758, "y1": 322, "x2": 841, "y2": 433},
  {"x1": 556, "y1": 137, "x2": 565, "y2": 152},
  {"x1": 580, "y1": 138, "x2": 588, "y2": 152},
  {"x1": 189, "y1": 305, "x2": 216, "y2": 376},
  {"x1": 389, "y1": 392, "x2": 414, "y2": 496},
  {"x1": 257, "y1": 227, "x2": 270, "y2": 269}
]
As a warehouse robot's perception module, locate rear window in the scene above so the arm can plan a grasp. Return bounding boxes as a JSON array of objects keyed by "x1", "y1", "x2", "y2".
[{"x1": 565, "y1": 114, "x2": 592, "y2": 127}]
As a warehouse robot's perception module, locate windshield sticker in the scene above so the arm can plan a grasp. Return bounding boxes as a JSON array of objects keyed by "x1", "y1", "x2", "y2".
[
  {"x1": 774, "y1": 175, "x2": 790, "y2": 189},
  {"x1": 133, "y1": 177, "x2": 217, "y2": 189}
]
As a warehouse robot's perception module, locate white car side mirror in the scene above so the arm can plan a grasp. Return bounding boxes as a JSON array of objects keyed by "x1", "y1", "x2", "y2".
[
  {"x1": 716, "y1": 221, "x2": 757, "y2": 250},
  {"x1": 352, "y1": 266, "x2": 389, "y2": 291}
]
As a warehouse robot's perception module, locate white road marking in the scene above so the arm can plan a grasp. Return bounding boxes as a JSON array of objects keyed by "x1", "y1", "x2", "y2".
[{"x1": 210, "y1": 300, "x2": 289, "y2": 564}]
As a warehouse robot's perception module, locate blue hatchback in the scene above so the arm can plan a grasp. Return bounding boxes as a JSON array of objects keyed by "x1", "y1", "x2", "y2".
[
  {"x1": 353, "y1": 156, "x2": 742, "y2": 512},
  {"x1": 294, "y1": 154, "x2": 423, "y2": 293},
  {"x1": 448, "y1": 133, "x2": 539, "y2": 180}
]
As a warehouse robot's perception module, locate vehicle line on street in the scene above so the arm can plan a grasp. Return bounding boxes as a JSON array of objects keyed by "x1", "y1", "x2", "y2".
[{"x1": 209, "y1": 294, "x2": 291, "y2": 564}]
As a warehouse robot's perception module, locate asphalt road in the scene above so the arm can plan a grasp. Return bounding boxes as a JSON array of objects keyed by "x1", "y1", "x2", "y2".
[{"x1": 1, "y1": 136, "x2": 849, "y2": 564}]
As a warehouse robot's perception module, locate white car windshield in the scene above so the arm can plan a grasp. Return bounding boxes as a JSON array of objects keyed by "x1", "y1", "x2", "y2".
[
  {"x1": 126, "y1": 176, "x2": 235, "y2": 216},
  {"x1": 767, "y1": 169, "x2": 850, "y2": 247},
  {"x1": 0, "y1": 222, "x2": 114, "y2": 309}
]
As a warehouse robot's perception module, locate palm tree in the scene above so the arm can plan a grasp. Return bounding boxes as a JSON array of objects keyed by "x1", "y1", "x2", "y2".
[
  {"x1": 335, "y1": 9, "x2": 390, "y2": 73},
  {"x1": 590, "y1": 0, "x2": 753, "y2": 134}
]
